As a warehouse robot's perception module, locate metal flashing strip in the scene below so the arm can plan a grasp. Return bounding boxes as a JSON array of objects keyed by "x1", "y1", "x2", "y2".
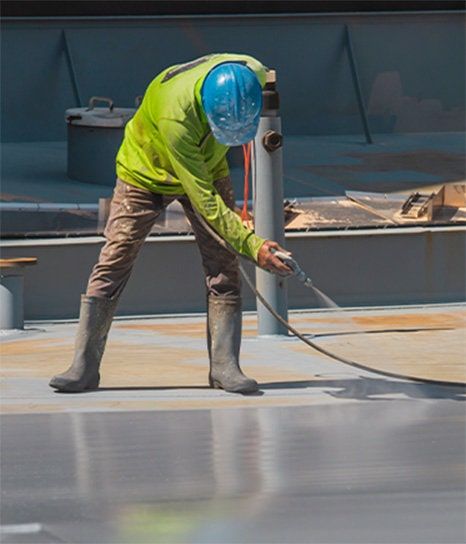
[
  {"x1": 2, "y1": 11, "x2": 464, "y2": 23},
  {"x1": 25, "y1": 301, "x2": 466, "y2": 325},
  {"x1": 0, "y1": 234, "x2": 195, "y2": 247},
  {"x1": 1, "y1": 224, "x2": 465, "y2": 248},
  {"x1": 286, "y1": 225, "x2": 466, "y2": 237},
  {"x1": 0, "y1": 202, "x2": 98, "y2": 212}
]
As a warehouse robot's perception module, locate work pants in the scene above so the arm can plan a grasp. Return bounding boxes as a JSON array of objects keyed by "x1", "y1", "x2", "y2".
[{"x1": 86, "y1": 177, "x2": 240, "y2": 300}]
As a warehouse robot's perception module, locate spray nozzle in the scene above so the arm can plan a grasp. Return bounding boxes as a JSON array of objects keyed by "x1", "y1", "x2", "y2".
[{"x1": 271, "y1": 249, "x2": 313, "y2": 287}]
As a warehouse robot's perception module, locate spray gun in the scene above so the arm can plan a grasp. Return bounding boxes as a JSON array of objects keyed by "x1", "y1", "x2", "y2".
[{"x1": 271, "y1": 249, "x2": 313, "y2": 288}]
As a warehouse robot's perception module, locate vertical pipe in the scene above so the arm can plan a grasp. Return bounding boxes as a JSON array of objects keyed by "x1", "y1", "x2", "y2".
[
  {"x1": 0, "y1": 272, "x2": 24, "y2": 330},
  {"x1": 345, "y1": 25, "x2": 373, "y2": 144},
  {"x1": 253, "y1": 71, "x2": 288, "y2": 336},
  {"x1": 62, "y1": 30, "x2": 83, "y2": 107}
]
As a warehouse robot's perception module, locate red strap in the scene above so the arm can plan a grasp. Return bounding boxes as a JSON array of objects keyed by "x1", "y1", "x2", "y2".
[{"x1": 241, "y1": 142, "x2": 252, "y2": 226}]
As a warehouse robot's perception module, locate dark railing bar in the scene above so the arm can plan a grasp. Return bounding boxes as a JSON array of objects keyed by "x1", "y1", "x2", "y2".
[
  {"x1": 344, "y1": 24, "x2": 373, "y2": 145},
  {"x1": 62, "y1": 29, "x2": 83, "y2": 107}
]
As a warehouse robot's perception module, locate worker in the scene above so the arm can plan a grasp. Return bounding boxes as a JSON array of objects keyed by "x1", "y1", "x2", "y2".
[{"x1": 49, "y1": 53, "x2": 291, "y2": 395}]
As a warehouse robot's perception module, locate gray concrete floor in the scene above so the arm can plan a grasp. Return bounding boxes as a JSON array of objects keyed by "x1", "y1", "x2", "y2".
[
  {"x1": 1, "y1": 304, "x2": 465, "y2": 543},
  {"x1": 1, "y1": 401, "x2": 465, "y2": 544}
]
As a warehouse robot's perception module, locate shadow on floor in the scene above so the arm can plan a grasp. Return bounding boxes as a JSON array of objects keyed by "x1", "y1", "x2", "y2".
[
  {"x1": 87, "y1": 377, "x2": 466, "y2": 401},
  {"x1": 260, "y1": 378, "x2": 466, "y2": 401}
]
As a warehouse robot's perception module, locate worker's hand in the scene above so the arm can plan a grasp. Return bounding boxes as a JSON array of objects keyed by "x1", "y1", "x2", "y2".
[{"x1": 257, "y1": 240, "x2": 294, "y2": 276}]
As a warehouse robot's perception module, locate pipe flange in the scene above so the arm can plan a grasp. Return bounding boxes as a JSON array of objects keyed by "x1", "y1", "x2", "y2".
[{"x1": 262, "y1": 130, "x2": 283, "y2": 152}]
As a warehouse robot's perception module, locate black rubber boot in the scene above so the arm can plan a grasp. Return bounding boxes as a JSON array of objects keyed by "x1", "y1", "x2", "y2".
[
  {"x1": 207, "y1": 295, "x2": 259, "y2": 394},
  {"x1": 49, "y1": 295, "x2": 118, "y2": 392}
]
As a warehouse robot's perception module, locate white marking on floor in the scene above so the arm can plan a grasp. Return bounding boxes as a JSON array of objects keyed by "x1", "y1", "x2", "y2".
[{"x1": 0, "y1": 523, "x2": 42, "y2": 534}]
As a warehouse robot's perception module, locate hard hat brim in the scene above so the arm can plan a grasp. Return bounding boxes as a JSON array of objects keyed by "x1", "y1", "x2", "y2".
[{"x1": 210, "y1": 120, "x2": 259, "y2": 147}]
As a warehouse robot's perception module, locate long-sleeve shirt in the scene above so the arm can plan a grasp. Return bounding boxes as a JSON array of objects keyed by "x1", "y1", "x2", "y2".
[{"x1": 116, "y1": 53, "x2": 268, "y2": 260}]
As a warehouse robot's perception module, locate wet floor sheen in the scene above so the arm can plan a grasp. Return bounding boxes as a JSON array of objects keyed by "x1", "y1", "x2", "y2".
[{"x1": 1, "y1": 400, "x2": 465, "y2": 543}]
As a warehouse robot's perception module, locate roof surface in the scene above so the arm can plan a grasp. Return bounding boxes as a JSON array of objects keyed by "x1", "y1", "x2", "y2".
[
  {"x1": 2, "y1": 303, "x2": 464, "y2": 415},
  {"x1": 1, "y1": 304, "x2": 465, "y2": 544}
]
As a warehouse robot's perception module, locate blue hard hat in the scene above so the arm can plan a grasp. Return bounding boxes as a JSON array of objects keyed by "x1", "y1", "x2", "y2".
[{"x1": 201, "y1": 62, "x2": 262, "y2": 146}]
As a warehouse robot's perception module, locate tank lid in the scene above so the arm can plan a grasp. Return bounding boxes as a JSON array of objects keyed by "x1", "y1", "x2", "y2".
[{"x1": 66, "y1": 97, "x2": 136, "y2": 128}]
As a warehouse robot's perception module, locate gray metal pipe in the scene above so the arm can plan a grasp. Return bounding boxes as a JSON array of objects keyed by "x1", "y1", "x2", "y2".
[
  {"x1": 0, "y1": 271, "x2": 24, "y2": 329},
  {"x1": 253, "y1": 71, "x2": 288, "y2": 336}
]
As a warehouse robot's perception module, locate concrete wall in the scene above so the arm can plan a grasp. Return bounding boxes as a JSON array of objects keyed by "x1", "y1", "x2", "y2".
[
  {"x1": 1, "y1": 227, "x2": 465, "y2": 320},
  {"x1": 2, "y1": 11, "x2": 464, "y2": 142}
]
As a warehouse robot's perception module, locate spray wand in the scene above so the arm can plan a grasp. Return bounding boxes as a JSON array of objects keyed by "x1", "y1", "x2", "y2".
[{"x1": 271, "y1": 249, "x2": 313, "y2": 287}]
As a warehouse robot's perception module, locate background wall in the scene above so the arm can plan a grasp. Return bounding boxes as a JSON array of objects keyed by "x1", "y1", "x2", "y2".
[
  {"x1": 2, "y1": 11, "x2": 465, "y2": 142},
  {"x1": 2, "y1": 228, "x2": 465, "y2": 319},
  {"x1": 2, "y1": 11, "x2": 465, "y2": 318}
]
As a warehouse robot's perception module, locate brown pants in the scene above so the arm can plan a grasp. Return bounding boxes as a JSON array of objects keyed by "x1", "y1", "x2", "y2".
[{"x1": 87, "y1": 178, "x2": 240, "y2": 300}]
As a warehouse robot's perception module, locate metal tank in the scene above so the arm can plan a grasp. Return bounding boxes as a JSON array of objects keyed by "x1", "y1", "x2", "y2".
[{"x1": 66, "y1": 96, "x2": 136, "y2": 186}]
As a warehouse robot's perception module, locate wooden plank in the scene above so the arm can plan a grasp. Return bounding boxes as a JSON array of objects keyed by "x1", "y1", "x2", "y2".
[{"x1": 0, "y1": 257, "x2": 38, "y2": 268}]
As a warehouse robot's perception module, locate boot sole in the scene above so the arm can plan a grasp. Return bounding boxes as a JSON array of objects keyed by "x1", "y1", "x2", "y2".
[
  {"x1": 49, "y1": 376, "x2": 100, "y2": 393},
  {"x1": 209, "y1": 378, "x2": 259, "y2": 394}
]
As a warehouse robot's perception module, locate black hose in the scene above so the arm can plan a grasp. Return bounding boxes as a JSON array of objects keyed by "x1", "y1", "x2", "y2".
[
  {"x1": 193, "y1": 208, "x2": 465, "y2": 387},
  {"x1": 239, "y1": 263, "x2": 464, "y2": 387}
]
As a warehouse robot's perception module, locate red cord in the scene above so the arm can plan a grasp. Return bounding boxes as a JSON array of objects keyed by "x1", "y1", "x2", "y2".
[{"x1": 241, "y1": 142, "x2": 252, "y2": 226}]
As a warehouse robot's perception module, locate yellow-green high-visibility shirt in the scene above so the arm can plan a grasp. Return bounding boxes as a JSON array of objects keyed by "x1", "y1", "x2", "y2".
[{"x1": 116, "y1": 53, "x2": 268, "y2": 261}]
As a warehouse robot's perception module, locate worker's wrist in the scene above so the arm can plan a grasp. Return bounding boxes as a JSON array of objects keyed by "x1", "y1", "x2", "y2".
[{"x1": 246, "y1": 234, "x2": 266, "y2": 261}]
